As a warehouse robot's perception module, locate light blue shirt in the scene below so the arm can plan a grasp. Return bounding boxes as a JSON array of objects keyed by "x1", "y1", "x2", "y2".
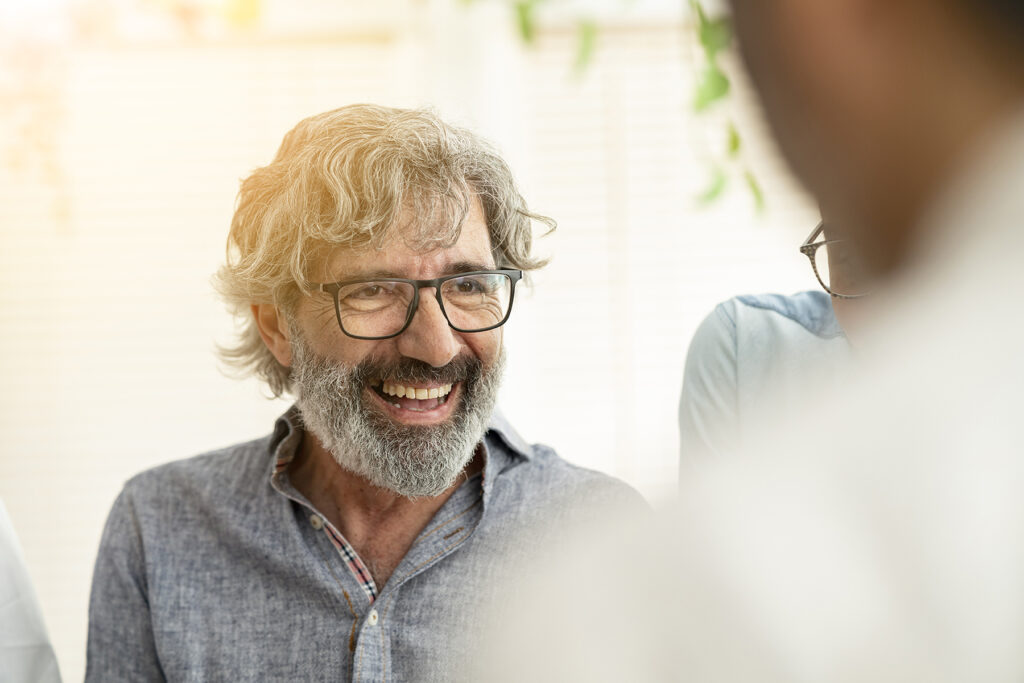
[
  {"x1": 86, "y1": 407, "x2": 640, "y2": 682},
  {"x1": 679, "y1": 292, "x2": 850, "y2": 459}
]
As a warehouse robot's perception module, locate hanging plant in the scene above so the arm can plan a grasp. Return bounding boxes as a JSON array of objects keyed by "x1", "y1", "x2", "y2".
[
  {"x1": 506, "y1": 0, "x2": 599, "y2": 76},
  {"x1": 690, "y1": 0, "x2": 764, "y2": 211}
]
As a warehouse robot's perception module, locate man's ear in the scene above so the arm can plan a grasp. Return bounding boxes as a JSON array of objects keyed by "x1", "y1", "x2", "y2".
[{"x1": 252, "y1": 304, "x2": 293, "y2": 367}]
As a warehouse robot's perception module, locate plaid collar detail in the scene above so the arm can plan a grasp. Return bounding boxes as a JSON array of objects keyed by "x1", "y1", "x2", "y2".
[{"x1": 322, "y1": 523, "x2": 378, "y2": 603}]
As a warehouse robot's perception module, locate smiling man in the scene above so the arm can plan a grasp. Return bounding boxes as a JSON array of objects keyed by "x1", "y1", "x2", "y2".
[{"x1": 85, "y1": 105, "x2": 639, "y2": 682}]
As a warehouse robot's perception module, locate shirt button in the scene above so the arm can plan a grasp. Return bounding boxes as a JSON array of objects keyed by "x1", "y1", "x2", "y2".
[
  {"x1": 310, "y1": 515, "x2": 323, "y2": 530},
  {"x1": 367, "y1": 609, "x2": 379, "y2": 626}
]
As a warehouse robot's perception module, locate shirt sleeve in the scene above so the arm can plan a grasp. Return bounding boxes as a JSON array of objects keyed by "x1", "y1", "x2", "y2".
[
  {"x1": 86, "y1": 487, "x2": 165, "y2": 682},
  {"x1": 678, "y1": 301, "x2": 740, "y2": 465},
  {"x1": 0, "y1": 500, "x2": 63, "y2": 683}
]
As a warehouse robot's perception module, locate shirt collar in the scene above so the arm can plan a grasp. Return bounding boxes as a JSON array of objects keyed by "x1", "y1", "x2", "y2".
[
  {"x1": 268, "y1": 405, "x2": 304, "y2": 478},
  {"x1": 484, "y1": 407, "x2": 533, "y2": 461}
]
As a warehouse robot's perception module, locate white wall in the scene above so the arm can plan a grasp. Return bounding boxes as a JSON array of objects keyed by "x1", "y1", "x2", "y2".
[{"x1": 0, "y1": 1, "x2": 819, "y2": 679}]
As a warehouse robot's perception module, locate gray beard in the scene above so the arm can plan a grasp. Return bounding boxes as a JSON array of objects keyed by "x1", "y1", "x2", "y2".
[{"x1": 289, "y1": 332, "x2": 505, "y2": 498}]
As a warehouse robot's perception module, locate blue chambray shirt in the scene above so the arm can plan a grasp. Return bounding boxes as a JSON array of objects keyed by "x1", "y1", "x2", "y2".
[
  {"x1": 86, "y1": 407, "x2": 639, "y2": 682},
  {"x1": 679, "y1": 292, "x2": 851, "y2": 460}
]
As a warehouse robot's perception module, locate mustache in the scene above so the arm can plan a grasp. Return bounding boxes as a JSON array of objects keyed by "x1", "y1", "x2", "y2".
[{"x1": 352, "y1": 355, "x2": 482, "y2": 386}]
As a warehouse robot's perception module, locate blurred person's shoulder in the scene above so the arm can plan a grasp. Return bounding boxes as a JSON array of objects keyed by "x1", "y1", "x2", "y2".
[
  {"x1": 685, "y1": 291, "x2": 846, "y2": 378},
  {"x1": 734, "y1": 291, "x2": 843, "y2": 339},
  {"x1": 681, "y1": 291, "x2": 849, "y2": 458}
]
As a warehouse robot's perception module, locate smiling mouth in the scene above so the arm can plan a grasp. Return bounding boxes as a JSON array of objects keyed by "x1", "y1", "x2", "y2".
[{"x1": 371, "y1": 380, "x2": 456, "y2": 412}]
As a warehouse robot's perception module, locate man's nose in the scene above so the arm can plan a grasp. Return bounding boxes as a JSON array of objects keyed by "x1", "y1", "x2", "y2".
[{"x1": 395, "y1": 289, "x2": 461, "y2": 367}]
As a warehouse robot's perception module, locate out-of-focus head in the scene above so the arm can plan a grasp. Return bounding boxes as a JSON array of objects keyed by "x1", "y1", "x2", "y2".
[
  {"x1": 214, "y1": 104, "x2": 553, "y2": 397},
  {"x1": 728, "y1": 0, "x2": 1024, "y2": 276}
]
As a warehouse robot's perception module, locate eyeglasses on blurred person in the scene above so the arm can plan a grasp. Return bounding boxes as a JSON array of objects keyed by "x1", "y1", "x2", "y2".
[{"x1": 800, "y1": 221, "x2": 871, "y2": 299}]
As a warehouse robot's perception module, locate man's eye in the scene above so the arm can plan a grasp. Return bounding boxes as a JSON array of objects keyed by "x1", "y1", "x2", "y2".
[
  {"x1": 341, "y1": 283, "x2": 402, "y2": 305},
  {"x1": 454, "y1": 279, "x2": 482, "y2": 293},
  {"x1": 353, "y1": 285, "x2": 385, "y2": 298}
]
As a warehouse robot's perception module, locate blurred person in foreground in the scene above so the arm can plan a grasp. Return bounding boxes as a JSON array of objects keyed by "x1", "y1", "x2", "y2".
[
  {"x1": 85, "y1": 104, "x2": 639, "y2": 682},
  {"x1": 679, "y1": 217, "x2": 867, "y2": 459},
  {"x1": 485, "y1": 0, "x2": 1024, "y2": 679},
  {"x1": 0, "y1": 498, "x2": 61, "y2": 683}
]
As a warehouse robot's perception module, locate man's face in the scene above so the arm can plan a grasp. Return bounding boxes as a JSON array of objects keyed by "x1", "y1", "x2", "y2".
[{"x1": 285, "y1": 197, "x2": 507, "y2": 497}]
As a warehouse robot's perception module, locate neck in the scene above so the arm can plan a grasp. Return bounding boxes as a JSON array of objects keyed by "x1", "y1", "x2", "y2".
[
  {"x1": 288, "y1": 432, "x2": 484, "y2": 588},
  {"x1": 885, "y1": 103, "x2": 1021, "y2": 279}
]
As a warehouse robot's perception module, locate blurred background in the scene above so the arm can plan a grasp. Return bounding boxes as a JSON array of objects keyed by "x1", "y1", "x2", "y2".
[{"x1": 0, "y1": 0, "x2": 817, "y2": 678}]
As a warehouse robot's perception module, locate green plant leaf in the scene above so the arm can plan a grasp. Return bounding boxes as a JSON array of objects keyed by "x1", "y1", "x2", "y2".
[
  {"x1": 700, "y1": 16, "x2": 731, "y2": 60},
  {"x1": 697, "y1": 166, "x2": 728, "y2": 204},
  {"x1": 727, "y1": 121, "x2": 741, "y2": 157},
  {"x1": 573, "y1": 19, "x2": 598, "y2": 75},
  {"x1": 691, "y1": 1, "x2": 732, "y2": 61},
  {"x1": 744, "y1": 169, "x2": 765, "y2": 212},
  {"x1": 515, "y1": 0, "x2": 538, "y2": 44},
  {"x1": 694, "y1": 62, "x2": 730, "y2": 111},
  {"x1": 691, "y1": 0, "x2": 707, "y2": 24}
]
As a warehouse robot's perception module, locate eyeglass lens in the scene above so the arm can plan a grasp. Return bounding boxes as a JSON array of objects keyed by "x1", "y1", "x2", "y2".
[
  {"x1": 335, "y1": 273, "x2": 513, "y2": 338},
  {"x1": 812, "y1": 241, "x2": 868, "y2": 298}
]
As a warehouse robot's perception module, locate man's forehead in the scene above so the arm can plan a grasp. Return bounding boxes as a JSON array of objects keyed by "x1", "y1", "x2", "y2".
[{"x1": 318, "y1": 220, "x2": 494, "y2": 281}]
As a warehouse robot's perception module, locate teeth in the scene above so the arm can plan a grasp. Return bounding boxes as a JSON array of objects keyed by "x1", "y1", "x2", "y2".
[{"x1": 380, "y1": 382, "x2": 455, "y2": 399}]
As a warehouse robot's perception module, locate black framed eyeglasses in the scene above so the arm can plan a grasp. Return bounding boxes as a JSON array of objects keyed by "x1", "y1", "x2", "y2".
[
  {"x1": 799, "y1": 221, "x2": 869, "y2": 299},
  {"x1": 319, "y1": 269, "x2": 523, "y2": 340}
]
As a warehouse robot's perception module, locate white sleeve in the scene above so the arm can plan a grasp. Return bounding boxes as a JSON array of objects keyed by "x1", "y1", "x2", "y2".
[
  {"x1": 0, "y1": 499, "x2": 62, "y2": 683},
  {"x1": 678, "y1": 301, "x2": 740, "y2": 464}
]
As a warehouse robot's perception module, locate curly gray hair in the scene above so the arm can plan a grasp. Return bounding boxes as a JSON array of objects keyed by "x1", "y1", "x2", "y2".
[{"x1": 214, "y1": 104, "x2": 555, "y2": 397}]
